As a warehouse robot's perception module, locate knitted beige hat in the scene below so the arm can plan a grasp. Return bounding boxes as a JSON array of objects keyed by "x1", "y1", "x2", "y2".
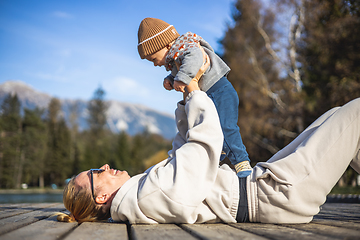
[{"x1": 137, "y1": 18, "x2": 180, "y2": 59}]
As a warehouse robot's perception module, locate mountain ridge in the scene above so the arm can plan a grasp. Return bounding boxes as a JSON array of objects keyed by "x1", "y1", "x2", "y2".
[{"x1": 0, "y1": 80, "x2": 176, "y2": 139}]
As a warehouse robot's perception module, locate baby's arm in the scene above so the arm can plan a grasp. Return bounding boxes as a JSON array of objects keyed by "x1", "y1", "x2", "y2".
[
  {"x1": 163, "y1": 78, "x2": 173, "y2": 91},
  {"x1": 174, "y1": 46, "x2": 210, "y2": 93}
]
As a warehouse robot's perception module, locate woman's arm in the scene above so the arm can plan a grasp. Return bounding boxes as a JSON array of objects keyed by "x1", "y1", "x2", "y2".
[
  {"x1": 139, "y1": 90, "x2": 223, "y2": 210},
  {"x1": 174, "y1": 46, "x2": 210, "y2": 86},
  {"x1": 168, "y1": 53, "x2": 211, "y2": 157},
  {"x1": 112, "y1": 62, "x2": 223, "y2": 223}
]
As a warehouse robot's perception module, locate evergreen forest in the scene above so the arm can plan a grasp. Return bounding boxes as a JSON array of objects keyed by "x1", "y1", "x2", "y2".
[{"x1": 0, "y1": 88, "x2": 172, "y2": 189}]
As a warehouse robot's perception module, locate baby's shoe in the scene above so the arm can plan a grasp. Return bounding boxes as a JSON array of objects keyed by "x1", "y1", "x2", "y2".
[{"x1": 235, "y1": 161, "x2": 252, "y2": 178}]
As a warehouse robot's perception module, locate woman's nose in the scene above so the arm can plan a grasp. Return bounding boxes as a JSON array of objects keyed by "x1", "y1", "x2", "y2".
[{"x1": 100, "y1": 164, "x2": 110, "y2": 170}]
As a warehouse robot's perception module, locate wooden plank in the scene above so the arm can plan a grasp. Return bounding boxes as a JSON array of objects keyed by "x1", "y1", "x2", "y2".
[
  {"x1": 0, "y1": 214, "x2": 77, "y2": 240},
  {"x1": 311, "y1": 218, "x2": 360, "y2": 230},
  {"x1": 0, "y1": 203, "x2": 32, "y2": 211},
  {"x1": 63, "y1": 222, "x2": 128, "y2": 240},
  {"x1": 229, "y1": 223, "x2": 335, "y2": 240},
  {"x1": 0, "y1": 203, "x2": 56, "y2": 211},
  {"x1": 319, "y1": 203, "x2": 360, "y2": 215},
  {"x1": 180, "y1": 223, "x2": 269, "y2": 240},
  {"x1": 0, "y1": 204, "x2": 32, "y2": 218},
  {"x1": 0, "y1": 203, "x2": 65, "y2": 235},
  {"x1": 0, "y1": 203, "x2": 59, "y2": 220},
  {"x1": 281, "y1": 222, "x2": 360, "y2": 239},
  {"x1": 314, "y1": 213, "x2": 360, "y2": 223},
  {"x1": 131, "y1": 224, "x2": 198, "y2": 240},
  {"x1": 315, "y1": 204, "x2": 360, "y2": 223},
  {"x1": 0, "y1": 202, "x2": 357, "y2": 240}
]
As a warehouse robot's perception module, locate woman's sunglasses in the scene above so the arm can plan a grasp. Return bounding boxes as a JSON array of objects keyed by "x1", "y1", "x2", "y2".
[{"x1": 90, "y1": 169, "x2": 105, "y2": 201}]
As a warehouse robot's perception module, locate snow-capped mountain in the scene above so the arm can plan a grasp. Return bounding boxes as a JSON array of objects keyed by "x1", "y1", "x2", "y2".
[{"x1": 0, "y1": 80, "x2": 176, "y2": 139}]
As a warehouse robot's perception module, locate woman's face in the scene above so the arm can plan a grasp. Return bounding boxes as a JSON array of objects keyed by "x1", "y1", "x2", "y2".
[{"x1": 75, "y1": 164, "x2": 130, "y2": 203}]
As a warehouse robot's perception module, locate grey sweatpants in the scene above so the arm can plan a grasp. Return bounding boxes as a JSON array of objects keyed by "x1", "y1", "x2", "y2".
[{"x1": 248, "y1": 98, "x2": 360, "y2": 223}]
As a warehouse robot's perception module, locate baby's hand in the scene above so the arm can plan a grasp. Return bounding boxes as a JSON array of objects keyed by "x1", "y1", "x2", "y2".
[
  {"x1": 173, "y1": 80, "x2": 187, "y2": 93},
  {"x1": 163, "y1": 78, "x2": 174, "y2": 91}
]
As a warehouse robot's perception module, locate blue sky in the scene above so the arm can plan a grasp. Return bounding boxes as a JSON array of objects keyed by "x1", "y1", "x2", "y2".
[{"x1": 0, "y1": 0, "x2": 236, "y2": 115}]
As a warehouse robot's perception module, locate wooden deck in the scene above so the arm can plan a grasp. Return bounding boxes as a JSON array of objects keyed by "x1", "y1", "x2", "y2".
[{"x1": 0, "y1": 202, "x2": 359, "y2": 240}]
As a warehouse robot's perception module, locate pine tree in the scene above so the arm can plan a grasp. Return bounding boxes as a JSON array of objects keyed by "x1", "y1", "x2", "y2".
[
  {"x1": 87, "y1": 87, "x2": 108, "y2": 138},
  {"x1": 0, "y1": 94, "x2": 22, "y2": 188},
  {"x1": 112, "y1": 131, "x2": 132, "y2": 172},
  {"x1": 22, "y1": 108, "x2": 47, "y2": 187},
  {"x1": 300, "y1": 0, "x2": 360, "y2": 124},
  {"x1": 45, "y1": 98, "x2": 71, "y2": 187},
  {"x1": 221, "y1": 0, "x2": 304, "y2": 163},
  {"x1": 68, "y1": 101, "x2": 80, "y2": 177},
  {"x1": 84, "y1": 87, "x2": 109, "y2": 169},
  {"x1": 129, "y1": 130, "x2": 172, "y2": 175},
  {"x1": 71, "y1": 142, "x2": 81, "y2": 176},
  {"x1": 299, "y1": 0, "x2": 360, "y2": 187}
]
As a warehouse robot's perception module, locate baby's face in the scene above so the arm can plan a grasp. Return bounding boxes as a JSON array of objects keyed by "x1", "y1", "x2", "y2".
[{"x1": 145, "y1": 47, "x2": 168, "y2": 67}]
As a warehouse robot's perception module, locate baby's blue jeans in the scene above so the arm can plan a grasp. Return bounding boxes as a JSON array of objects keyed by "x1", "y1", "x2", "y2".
[{"x1": 206, "y1": 76, "x2": 251, "y2": 178}]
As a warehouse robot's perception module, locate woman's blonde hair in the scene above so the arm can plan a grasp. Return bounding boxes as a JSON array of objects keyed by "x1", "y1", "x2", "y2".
[{"x1": 57, "y1": 177, "x2": 110, "y2": 223}]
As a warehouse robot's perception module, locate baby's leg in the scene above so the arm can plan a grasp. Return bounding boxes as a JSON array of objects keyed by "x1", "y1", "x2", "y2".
[{"x1": 207, "y1": 78, "x2": 251, "y2": 178}]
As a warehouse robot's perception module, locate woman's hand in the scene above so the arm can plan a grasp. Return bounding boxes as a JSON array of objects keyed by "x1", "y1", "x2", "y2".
[
  {"x1": 173, "y1": 80, "x2": 187, "y2": 93},
  {"x1": 186, "y1": 46, "x2": 210, "y2": 93}
]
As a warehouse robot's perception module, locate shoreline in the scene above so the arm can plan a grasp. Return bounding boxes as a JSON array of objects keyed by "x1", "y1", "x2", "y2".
[{"x1": 0, "y1": 189, "x2": 63, "y2": 194}]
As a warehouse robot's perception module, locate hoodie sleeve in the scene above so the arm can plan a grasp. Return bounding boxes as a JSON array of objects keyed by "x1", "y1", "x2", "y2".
[
  {"x1": 136, "y1": 91, "x2": 224, "y2": 223},
  {"x1": 167, "y1": 100, "x2": 188, "y2": 158}
]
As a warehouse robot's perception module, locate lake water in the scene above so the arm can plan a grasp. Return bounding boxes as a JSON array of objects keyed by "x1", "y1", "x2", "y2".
[{"x1": 0, "y1": 193, "x2": 63, "y2": 203}]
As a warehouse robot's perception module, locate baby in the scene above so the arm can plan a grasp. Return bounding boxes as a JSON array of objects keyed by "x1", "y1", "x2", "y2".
[{"x1": 137, "y1": 17, "x2": 252, "y2": 177}]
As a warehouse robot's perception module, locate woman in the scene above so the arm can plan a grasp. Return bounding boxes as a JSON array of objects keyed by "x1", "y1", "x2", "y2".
[{"x1": 58, "y1": 63, "x2": 360, "y2": 224}]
